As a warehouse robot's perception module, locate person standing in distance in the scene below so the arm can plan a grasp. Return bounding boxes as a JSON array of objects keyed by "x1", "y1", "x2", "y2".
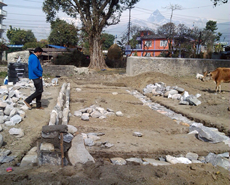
[{"x1": 24, "y1": 47, "x2": 44, "y2": 109}]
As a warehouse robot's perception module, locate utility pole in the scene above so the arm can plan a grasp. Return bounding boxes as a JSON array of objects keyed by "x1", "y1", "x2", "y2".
[
  {"x1": 125, "y1": 6, "x2": 134, "y2": 57},
  {"x1": 127, "y1": 7, "x2": 133, "y2": 45},
  {"x1": 166, "y1": 4, "x2": 182, "y2": 23},
  {"x1": 164, "y1": 4, "x2": 182, "y2": 57},
  {"x1": 197, "y1": 31, "x2": 202, "y2": 55}
]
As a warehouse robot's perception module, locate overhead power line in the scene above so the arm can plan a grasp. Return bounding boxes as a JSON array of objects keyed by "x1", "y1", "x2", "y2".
[
  {"x1": 23, "y1": 0, "x2": 42, "y2": 3},
  {"x1": 7, "y1": 4, "x2": 42, "y2": 9},
  {"x1": 135, "y1": 5, "x2": 214, "y2": 12},
  {"x1": 134, "y1": 6, "x2": 229, "y2": 22},
  {"x1": 4, "y1": 24, "x2": 50, "y2": 29},
  {"x1": 8, "y1": 12, "x2": 46, "y2": 17},
  {"x1": 5, "y1": 19, "x2": 49, "y2": 23}
]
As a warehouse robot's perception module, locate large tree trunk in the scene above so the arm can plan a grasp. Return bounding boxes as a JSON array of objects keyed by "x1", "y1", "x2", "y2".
[{"x1": 88, "y1": 34, "x2": 107, "y2": 69}]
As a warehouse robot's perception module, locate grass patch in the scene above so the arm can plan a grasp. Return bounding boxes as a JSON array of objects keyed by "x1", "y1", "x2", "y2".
[
  {"x1": 43, "y1": 73, "x2": 53, "y2": 78},
  {"x1": 96, "y1": 68, "x2": 126, "y2": 75},
  {"x1": 0, "y1": 72, "x2": 7, "y2": 78}
]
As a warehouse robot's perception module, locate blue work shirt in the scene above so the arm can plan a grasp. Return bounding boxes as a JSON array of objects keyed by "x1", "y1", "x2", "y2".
[{"x1": 28, "y1": 54, "x2": 43, "y2": 79}]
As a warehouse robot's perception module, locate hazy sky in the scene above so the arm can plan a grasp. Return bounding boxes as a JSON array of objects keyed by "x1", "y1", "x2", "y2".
[{"x1": 2, "y1": 0, "x2": 230, "y2": 42}]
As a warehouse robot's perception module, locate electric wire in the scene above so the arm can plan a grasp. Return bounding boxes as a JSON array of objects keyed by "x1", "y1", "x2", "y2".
[{"x1": 2, "y1": 1, "x2": 229, "y2": 41}]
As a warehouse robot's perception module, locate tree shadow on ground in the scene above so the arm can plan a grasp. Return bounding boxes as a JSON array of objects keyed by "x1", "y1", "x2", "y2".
[
  {"x1": 41, "y1": 98, "x2": 52, "y2": 107},
  {"x1": 201, "y1": 89, "x2": 230, "y2": 94}
]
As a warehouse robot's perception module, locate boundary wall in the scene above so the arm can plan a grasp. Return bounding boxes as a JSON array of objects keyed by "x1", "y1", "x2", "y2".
[{"x1": 126, "y1": 57, "x2": 230, "y2": 76}]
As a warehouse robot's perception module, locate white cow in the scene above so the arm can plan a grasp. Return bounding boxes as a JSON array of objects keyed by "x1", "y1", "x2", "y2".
[{"x1": 196, "y1": 73, "x2": 204, "y2": 80}]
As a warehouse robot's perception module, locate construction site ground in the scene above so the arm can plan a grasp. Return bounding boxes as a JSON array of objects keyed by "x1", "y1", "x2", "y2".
[{"x1": 0, "y1": 69, "x2": 229, "y2": 185}]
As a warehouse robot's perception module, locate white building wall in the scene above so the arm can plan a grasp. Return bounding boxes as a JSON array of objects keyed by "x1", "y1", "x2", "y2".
[{"x1": 0, "y1": 0, "x2": 7, "y2": 40}]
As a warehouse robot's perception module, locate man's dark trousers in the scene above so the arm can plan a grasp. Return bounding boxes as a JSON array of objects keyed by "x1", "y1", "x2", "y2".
[{"x1": 25, "y1": 78, "x2": 43, "y2": 108}]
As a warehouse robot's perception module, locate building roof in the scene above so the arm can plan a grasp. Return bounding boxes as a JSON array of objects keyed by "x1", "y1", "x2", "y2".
[
  {"x1": 7, "y1": 45, "x2": 23, "y2": 48},
  {"x1": 174, "y1": 35, "x2": 195, "y2": 42},
  {"x1": 141, "y1": 35, "x2": 167, "y2": 40},
  {"x1": 47, "y1": 45, "x2": 66, "y2": 49},
  {"x1": 0, "y1": 2, "x2": 7, "y2": 6}
]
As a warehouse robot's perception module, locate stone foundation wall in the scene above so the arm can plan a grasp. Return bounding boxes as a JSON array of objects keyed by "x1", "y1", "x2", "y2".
[
  {"x1": 0, "y1": 65, "x2": 88, "y2": 77},
  {"x1": 126, "y1": 57, "x2": 230, "y2": 77},
  {"x1": 43, "y1": 65, "x2": 89, "y2": 77},
  {"x1": 7, "y1": 51, "x2": 30, "y2": 64},
  {"x1": 43, "y1": 65, "x2": 76, "y2": 77}
]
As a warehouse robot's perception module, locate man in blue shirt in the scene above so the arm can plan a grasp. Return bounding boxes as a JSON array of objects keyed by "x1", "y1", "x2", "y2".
[{"x1": 24, "y1": 47, "x2": 44, "y2": 109}]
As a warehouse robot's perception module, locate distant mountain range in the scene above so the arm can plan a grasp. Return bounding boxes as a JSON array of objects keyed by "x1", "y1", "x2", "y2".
[{"x1": 106, "y1": 9, "x2": 229, "y2": 45}]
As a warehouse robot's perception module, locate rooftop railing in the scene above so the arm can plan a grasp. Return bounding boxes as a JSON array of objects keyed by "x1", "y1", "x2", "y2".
[{"x1": 0, "y1": 9, "x2": 6, "y2": 16}]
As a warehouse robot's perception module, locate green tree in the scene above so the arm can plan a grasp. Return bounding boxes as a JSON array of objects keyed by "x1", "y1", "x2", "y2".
[
  {"x1": 205, "y1": 20, "x2": 222, "y2": 42},
  {"x1": 6, "y1": 26, "x2": 37, "y2": 45},
  {"x1": 43, "y1": 0, "x2": 140, "y2": 69},
  {"x1": 78, "y1": 30, "x2": 90, "y2": 55},
  {"x1": 215, "y1": 32, "x2": 222, "y2": 41},
  {"x1": 211, "y1": 0, "x2": 228, "y2": 6},
  {"x1": 174, "y1": 24, "x2": 193, "y2": 57},
  {"x1": 107, "y1": 44, "x2": 122, "y2": 60},
  {"x1": 106, "y1": 43, "x2": 124, "y2": 68},
  {"x1": 48, "y1": 18, "x2": 78, "y2": 47},
  {"x1": 0, "y1": 41, "x2": 8, "y2": 53},
  {"x1": 205, "y1": 20, "x2": 218, "y2": 33},
  {"x1": 22, "y1": 41, "x2": 48, "y2": 50},
  {"x1": 101, "y1": 33, "x2": 115, "y2": 50},
  {"x1": 157, "y1": 22, "x2": 176, "y2": 56},
  {"x1": 119, "y1": 25, "x2": 149, "y2": 49}
]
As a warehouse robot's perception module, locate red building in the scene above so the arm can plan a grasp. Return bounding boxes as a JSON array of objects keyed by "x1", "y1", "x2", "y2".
[{"x1": 128, "y1": 30, "x2": 169, "y2": 57}]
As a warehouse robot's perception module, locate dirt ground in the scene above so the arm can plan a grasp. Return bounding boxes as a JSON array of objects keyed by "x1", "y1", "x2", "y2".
[{"x1": 0, "y1": 69, "x2": 229, "y2": 185}]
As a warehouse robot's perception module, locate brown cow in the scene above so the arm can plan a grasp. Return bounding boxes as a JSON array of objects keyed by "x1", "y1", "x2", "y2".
[{"x1": 202, "y1": 68, "x2": 230, "y2": 93}]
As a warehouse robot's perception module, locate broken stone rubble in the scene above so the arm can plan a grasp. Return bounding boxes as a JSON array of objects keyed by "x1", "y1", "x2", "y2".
[
  {"x1": 111, "y1": 157, "x2": 127, "y2": 165},
  {"x1": 133, "y1": 132, "x2": 143, "y2": 137},
  {"x1": 74, "y1": 105, "x2": 122, "y2": 121},
  {"x1": 20, "y1": 147, "x2": 38, "y2": 167},
  {"x1": 0, "y1": 77, "x2": 58, "y2": 128},
  {"x1": 143, "y1": 82, "x2": 201, "y2": 106},
  {"x1": 0, "y1": 81, "x2": 35, "y2": 152},
  {"x1": 128, "y1": 89, "x2": 229, "y2": 145},
  {"x1": 205, "y1": 152, "x2": 230, "y2": 171},
  {"x1": 3, "y1": 79, "x2": 228, "y2": 171},
  {"x1": 81, "y1": 132, "x2": 114, "y2": 148},
  {"x1": 68, "y1": 134, "x2": 95, "y2": 165},
  {"x1": 143, "y1": 158, "x2": 171, "y2": 166},
  {"x1": 9, "y1": 128, "x2": 24, "y2": 138},
  {"x1": 12, "y1": 78, "x2": 59, "y2": 88},
  {"x1": 0, "y1": 149, "x2": 15, "y2": 164},
  {"x1": 27, "y1": 82, "x2": 96, "y2": 167},
  {"x1": 0, "y1": 134, "x2": 3, "y2": 147},
  {"x1": 110, "y1": 151, "x2": 229, "y2": 170},
  {"x1": 166, "y1": 155, "x2": 192, "y2": 164},
  {"x1": 189, "y1": 123, "x2": 229, "y2": 144}
]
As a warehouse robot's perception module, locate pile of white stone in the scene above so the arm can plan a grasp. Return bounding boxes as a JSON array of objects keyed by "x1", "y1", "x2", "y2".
[
  {"x1": 109, "y1": 151, "x2": 230, "y2": 171},
  {"x1": 82, "y1": 132, "x2": 114, "y2": 148},
  {"x1": 74, "y1": 105, "x2": 123, "y2": 121},
  {"x1": 0, "y1": 77, "x2": 59, "y2": 133},
  {"x1": 14, "y1": 77, "x2": 59, "y2": 88},
  {"x1": 0, "y1": 85, "x2": 28, "y2": 139},
  {"x1": 143, "y1": 82, "x2": 201, "y2": 106},
  {"x1": 0, "y1": 83, "x2": 30, "y2": 163},
  {"x1": 0, "y1": 78, "x2": 59, "y2": 164}
]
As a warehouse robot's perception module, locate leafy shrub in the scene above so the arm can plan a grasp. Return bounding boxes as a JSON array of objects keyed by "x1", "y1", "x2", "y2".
[
  {"x1": 53, "y1": 49, "x2": 90, "y2": 67},
  {"x1": 22, "y1": 42, "x2": 47, "y2": 50}
]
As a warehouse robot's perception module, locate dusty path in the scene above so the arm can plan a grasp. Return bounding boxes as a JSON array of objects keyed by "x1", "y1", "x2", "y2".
[{"x1": 0, "y1": 71, "x2": 229, "y2": 185}]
